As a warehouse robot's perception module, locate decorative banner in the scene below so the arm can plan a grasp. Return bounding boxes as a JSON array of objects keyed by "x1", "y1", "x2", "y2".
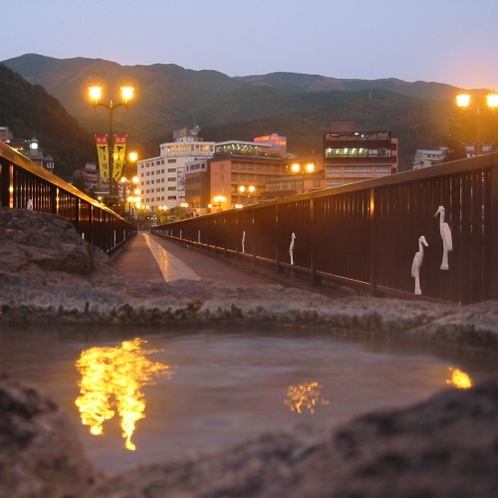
[
  {"x1": 463, "y1": 142, "x2": 476, "y2": 158},
  {"x1": 95, "y1": 134, "x2": 109, "y2": 181},
  {"x1": 113, "y1": 134, "x2": 127, "y2": 181}
]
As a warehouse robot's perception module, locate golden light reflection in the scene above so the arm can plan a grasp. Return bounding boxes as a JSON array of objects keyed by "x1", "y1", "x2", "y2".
[
  {"x1": 446, "y1": 367, "x2": 473, "y2": 389},
  {"x1": 284, "y1": 381, "x2": 330, "y2": 414},
  {"x1": 75, "y1": 338, "x2": 172, "y2": 451}
]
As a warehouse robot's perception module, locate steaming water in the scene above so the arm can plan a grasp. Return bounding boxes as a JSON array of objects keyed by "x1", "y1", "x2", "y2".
[{"x1": 0, "y1": 323, "x2": 495, "y2": 472}]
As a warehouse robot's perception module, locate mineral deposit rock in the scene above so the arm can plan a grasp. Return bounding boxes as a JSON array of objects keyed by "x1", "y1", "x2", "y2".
[{"x1": 0, "y1": 374, "x2": 97, "y2": 497}]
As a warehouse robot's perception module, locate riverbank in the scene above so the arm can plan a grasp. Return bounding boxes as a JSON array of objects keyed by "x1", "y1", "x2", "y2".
[
  {"x1": 1, "y1": 208, "x2": 497, "y2": 353},
  {"x1": 1, "y1": 207, "x2": 498, "y2": 497}
]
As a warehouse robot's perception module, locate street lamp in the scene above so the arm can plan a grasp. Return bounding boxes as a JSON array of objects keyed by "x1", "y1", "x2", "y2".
[
  {"x1": 238, "y1": 185, "x2": 256, "y2": 205},
  {"x1": 89, "y1": 85, "x2": 135, "y2": 195},
  {"x1": 290, "y1": 161, "x2": 315, "y2": 192},
  {"x1": 456, "y1": 92, "x2": 498, "y2": 155},
  {"x1": 120, "y1": 175, "x2": 140, "y2": 216},
  {"x1": 212, "y1": 195, "x2": 226, "y2": 212},
  {"x1": 180, "y1": 202, "x2": 189, "y2": 218}
]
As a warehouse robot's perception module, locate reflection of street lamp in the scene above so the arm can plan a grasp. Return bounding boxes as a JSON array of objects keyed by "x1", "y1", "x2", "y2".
[
  {"x1": 456, "y1": 92, "x2": 498, "y2": 155},
  {"x1": 212, "y1": 195, "x2": 226, "y2": 212},
  {"x1": 89, "y1": 85, "x2": 135, "y2": 195}
]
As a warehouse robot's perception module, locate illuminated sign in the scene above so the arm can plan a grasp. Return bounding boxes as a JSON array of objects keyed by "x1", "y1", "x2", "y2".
[{"x1": 254, "y1": 134, "x2": 287, "y2": 147}]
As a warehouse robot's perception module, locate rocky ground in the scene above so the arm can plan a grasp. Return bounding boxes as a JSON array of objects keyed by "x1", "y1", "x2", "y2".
[{"x1": 1, "y1": 207, "x2": 498, "y2": 497}]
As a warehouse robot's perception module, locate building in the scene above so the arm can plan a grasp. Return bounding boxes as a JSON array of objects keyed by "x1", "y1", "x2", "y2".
[
  {"x1": 263, "y1": 156, "x2": 326, "y2": 199},
  {"x1": 323, "y1": 121, "x2": 398, "y2": 186},
  {"x1": 184, "y1": 158, "x2": 210, "y2": 215},
  {"x1": 137, "y1": 127, "x2": 215, "y2": 213},
  {"x1": 0, "y1": 126, "x2": 14, "y2": 142},
  {"x1": 253, "y1": 133, "x2": 288, "y2": 156},
  {"x1": 208, "y1": 140, "x2": 286, "y2": 209},
  {"x1": 3, "y1": 133, "x2": 55, "y2": 172},
  {"x1": 413, "y1": 147, "x2": 448, "y2": 169}
]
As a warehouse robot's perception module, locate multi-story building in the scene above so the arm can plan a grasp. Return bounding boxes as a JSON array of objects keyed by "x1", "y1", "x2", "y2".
[
  {"x1": 3, "y1": 132, "x2": 55, "y2": 172},
  {"x1": 137, "y1": 127, "x2": 215, "y2": 213},
  {"x1": 323, "y1": 121, "x2": 398, "y2": 186},
  {"x1": 208, "y1": 140, "x2": 286, "y2": 209},
  {"x1": 184, "y1": 158, "x2": 210, "y2": 215},
  {"x1": 263, "y1": 157, "x2": 326, "y2": 199},
  {"x1": 413, "y1": 147, "x2": 448, "y2": 169}
]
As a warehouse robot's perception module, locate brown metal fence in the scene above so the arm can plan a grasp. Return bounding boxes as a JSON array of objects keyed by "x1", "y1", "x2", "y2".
[
  {"x1": 152, "y1": 153, "x2": 498, "y2": 305},
  {"x1": 0, "y1": 140, "x2": 136, "y2": 254}
]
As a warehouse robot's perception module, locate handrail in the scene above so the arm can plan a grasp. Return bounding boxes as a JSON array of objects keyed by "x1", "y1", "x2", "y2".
[
  {"x1": 0, "y1": 140, "x2": 136, "y2": 254},
  {"x1": 152, "y1": 152, "x2": 498, "y2": 305}
]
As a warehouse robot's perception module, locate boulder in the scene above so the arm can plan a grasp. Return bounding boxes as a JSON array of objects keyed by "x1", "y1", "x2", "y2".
[
  {"x1": 0, "y1": 373, "x2": 97, "y2": 497},
  {"x1": 2, "y1": 372, "x2": 497, "y2": 498},
  {"x1": 85, "y1": 376, "x2": 498, "y2": 497}
]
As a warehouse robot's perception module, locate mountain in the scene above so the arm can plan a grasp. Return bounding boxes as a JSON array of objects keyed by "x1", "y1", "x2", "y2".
[
  {"x1": 1, "y1": 54, "x2": 474, "y2": 172},
  {"x1": 0, "y1": 62, "x2": 94, "y2": 180}
]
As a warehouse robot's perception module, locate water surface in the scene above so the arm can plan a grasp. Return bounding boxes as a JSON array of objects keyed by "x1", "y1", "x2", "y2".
[{"x1": 0, "y1": 323, "x2": 494, "y2": 472}]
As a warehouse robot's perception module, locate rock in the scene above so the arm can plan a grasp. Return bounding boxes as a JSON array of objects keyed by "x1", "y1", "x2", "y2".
[
  {"x1": 84, "y1": 376, "x2": 498, "y2": 497},
  {"x1": 0, "y1": 207, "x2": 95, "y2": 276},
  {"x1": 2, "y1": 371, "x2": 498, "y2": 498},
  {"x1": 0, "y1": 373, "x2": 97, "y2": 497},
  {"x1": 1, "y1": 207, "x2": 498, "y2": 497},
  {"x1": 0, "y1": 208, "x2": 498, "y2": 355}
]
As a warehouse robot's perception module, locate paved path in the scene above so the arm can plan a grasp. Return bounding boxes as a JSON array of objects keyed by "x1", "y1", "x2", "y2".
[{"x1": 113, "y1": 232, "x2": 276, "y2": 285}]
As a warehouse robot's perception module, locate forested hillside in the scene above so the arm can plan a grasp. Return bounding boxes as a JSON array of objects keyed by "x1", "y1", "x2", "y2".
[
  {"x1": 0, "y1": 63, "x2": 94, "y2": 180},
  {"x1": 3, "y1": 54, "x2": 495, "y2": 174}
]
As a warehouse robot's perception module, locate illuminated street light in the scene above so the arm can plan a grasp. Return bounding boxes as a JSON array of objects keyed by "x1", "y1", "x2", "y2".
[
  {"x1": 290, "y1": 161, "x2": 315, "y2": 193},
  {"x1": 213, "y1": 195, "x2": 226, "y2": 211},
  {"x1": 238, "y1": 185, "x2": 256, "y2": 205},
  {"x1": 89, "y1": 85, "x2": 135, "y2": 195},
  {"x1": 456, "y1": 91, "x2": 498, "y2": 155}
]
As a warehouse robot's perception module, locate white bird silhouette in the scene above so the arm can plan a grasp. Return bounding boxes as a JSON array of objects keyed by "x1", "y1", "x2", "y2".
[
  {"x1": 289, "y1": 232, "x2": 296, "y2": 265},
  {"x1": 411, "y1": 235, "x2": 428, "y2": 295},
  {"x1": 434, "y1": 205, "x2": 452, "y2": 270}
]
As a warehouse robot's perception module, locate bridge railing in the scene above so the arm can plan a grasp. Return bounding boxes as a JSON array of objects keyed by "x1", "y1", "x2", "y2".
[
  {"x1": 0, "y1": 140, "x2": 136, "y2": 254},
  {"x1": 152, "y1": 152, "x2": 498, "y2": 305}
]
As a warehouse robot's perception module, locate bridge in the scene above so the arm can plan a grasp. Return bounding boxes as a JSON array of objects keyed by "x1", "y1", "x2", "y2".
[
  {"x1": 0, "y1": 141, "x2": 136, "y2": 254},
  {"x1": 2, "y1": 139, "x2": 498, "y2": 305}
]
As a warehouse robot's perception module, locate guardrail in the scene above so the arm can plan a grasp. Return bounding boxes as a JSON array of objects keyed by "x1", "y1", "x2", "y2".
[
  {"x1": 152, "y1": 152, "x2": 498, "y2": 305},
  {"x1": 0, "y1": 140, "x2": 136, "y2": 254}
]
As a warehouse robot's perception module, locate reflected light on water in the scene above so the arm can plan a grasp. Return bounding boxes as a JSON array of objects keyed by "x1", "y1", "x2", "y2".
[
  {"x1": 75, "y1": 338, "x2": 172, "y2": 450},
  {"x1": 284, "y1": 381, "x2": 330, "y2": 414},
  {"x1": 446, "y1": 367, "x2": 473, "y2": 389}
]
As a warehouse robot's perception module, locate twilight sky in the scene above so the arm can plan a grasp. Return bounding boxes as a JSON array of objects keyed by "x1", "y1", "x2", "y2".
[{"x1": 2, "y1": 0, "x2": 497, "y2": 89}]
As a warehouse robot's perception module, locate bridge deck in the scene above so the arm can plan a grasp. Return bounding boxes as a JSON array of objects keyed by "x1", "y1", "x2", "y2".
[{"x1": 112, "y1": 232, "x2": 276, "y2": 285}]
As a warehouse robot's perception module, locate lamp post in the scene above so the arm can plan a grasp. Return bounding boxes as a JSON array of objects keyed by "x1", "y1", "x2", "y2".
[
  {"x1": 120, "y1": 175, "x2": 140, "y2": 217},
  {"x1": 212, "y1": 195, "x2": 226, "y2": 212},
  {"x1": 290, "y1": 161, "x2": 315, "y2": 193},
  {"x1": 456, "y1": 92, "x2": 498, "y2": 155},
  {"x1": 238, "y1": 185, "x2": 256, "y2": 205},
  {"x1": 180, "y1": 202, "x2": 189, "y2": 218},
  {"x1": 89, "y1": 85, "x2": 135, "y2": 196}
]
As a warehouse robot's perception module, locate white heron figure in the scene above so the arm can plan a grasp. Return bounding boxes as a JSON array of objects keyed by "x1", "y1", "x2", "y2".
[
  {"x1": 434, "y1": 205, "x2": 452, "y2": 270},
  {"x1": 241, "y1": 231, "x2": 246, "y2": 254},
  {"x1": 289, "y1": 232, "x2": 296, "y2": 265},
  {"x1": 411, "y1": 235, "x2": 428, "y2": 295}
]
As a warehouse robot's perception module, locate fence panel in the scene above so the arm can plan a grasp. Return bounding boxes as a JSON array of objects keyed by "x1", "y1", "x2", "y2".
[
  {"x1": 0, "y1": 141, "x2": 136, "y2": 254},
  {"x1": 152, "y1": 153, "x2": 498, "y2": 305}
]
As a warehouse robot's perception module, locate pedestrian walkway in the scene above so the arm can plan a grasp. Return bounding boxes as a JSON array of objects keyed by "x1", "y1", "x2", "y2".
[{"x1": 113, "y1": 232, "x2": 276, "y2": 285}]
